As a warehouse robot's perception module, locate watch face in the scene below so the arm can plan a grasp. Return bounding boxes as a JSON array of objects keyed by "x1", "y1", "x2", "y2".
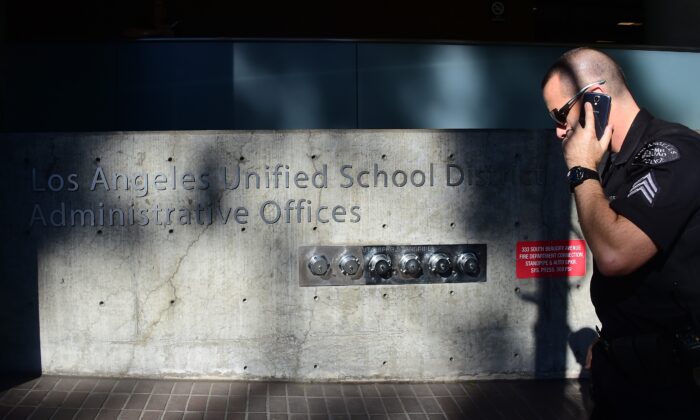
[{"x1": 568, "y1": 167, "x2": 583, "y2": 183}]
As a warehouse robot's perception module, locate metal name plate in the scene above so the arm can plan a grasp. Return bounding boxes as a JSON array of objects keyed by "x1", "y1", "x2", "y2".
[{"x1": 299, "y1": 244, "x2": 487, "y2": 287}]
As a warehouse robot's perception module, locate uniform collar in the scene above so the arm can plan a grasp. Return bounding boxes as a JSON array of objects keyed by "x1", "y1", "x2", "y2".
[{"x1": 613, "y1": 108, "x2": 654, "y2": 166}]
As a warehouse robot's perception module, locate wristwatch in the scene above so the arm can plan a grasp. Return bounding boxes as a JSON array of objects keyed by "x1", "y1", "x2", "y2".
[{"x1": 567, "y1": 166, "x2": 600, "y2": 192}]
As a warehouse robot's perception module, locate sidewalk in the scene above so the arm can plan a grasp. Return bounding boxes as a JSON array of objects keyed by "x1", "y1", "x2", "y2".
[{"x1": 0, "y1": 376, "x2": 591, "y2": 420}]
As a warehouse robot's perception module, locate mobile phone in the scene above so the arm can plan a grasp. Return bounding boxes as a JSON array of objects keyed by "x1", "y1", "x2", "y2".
[{"x1": 579, "y1": 92, "x2": 611, "y2": 140}]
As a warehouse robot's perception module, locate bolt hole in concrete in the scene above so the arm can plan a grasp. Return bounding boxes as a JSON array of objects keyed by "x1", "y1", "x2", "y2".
[
  {"x1": 382, "y1": 361, "x2": 387, "y2": 366},
  {"x1": 95, "y1": 157, "x2": 101, "y2": 163},
  {"x1": 239, "y1": 156, "x2": 245, "y2": 161},
  {"x1": 168, "y1": 229, "x2": 173, "y2": 234},
  {"x1": 449, "y1": 153, "x2": 455, "y2": 159},
  {"x1": 99, "y1": 301, "x2": 104, "y2": 306},
  {"x1": 449, "y1": 290, "x2": 455, "y2": 296},
  {"x1": 449, "y1": 357, "x2": 454, "y2": 362},
  {"x1": 381, "y1": 154, "x2": 387, "y2": 160},
  {"x1": 243, "y1": 365, "x2": 248, "y2": 370},
  {"x1": 382, "y1": 224, "x2": 387, "y2": 229},
  {"x1": 241, "y1": 227, "x2": 246, "y2": 232},
  {"x1": 167, "y1": 157, "x2": 173, "y2": 162},
  {"x1": 312, "y1": 226, "x2": 317, "y2": 231},
  {"x1": 170, "y1": 300, "x2": 175, "y2": 305},
  {"x1": 514, "y1": 221, "x2": 520, "y2": 227},
  {"x1": 382, "y1": 293, "x2": 388, "y2": 299},
  {"x1": 242, "y1": 298, "x2": 247, "y2": 303},
  {"x1": 450, "y1": 222, "x2": 455, "y2": 228},
  {"x1": 576, "y1": 284, "x2": 581, "y2": 289},
  {"x1": 515, "y1": 287, "x2": 521, "y2": 294},
  {"x1": 314, "y1": 364, "x2": 318, "y2": 369},
  {"x1": 514, "y1": 353, "x2": 519, "y2": 357},
  {"x1": 313, "y1": 296, "x2": 319, "y2": 301},
  {"x1": 97, "y1": 230, "x2": 103, "y2": 235},
  {"x1": 311, "y1": 154, "x2": 317, "y2": 160}
]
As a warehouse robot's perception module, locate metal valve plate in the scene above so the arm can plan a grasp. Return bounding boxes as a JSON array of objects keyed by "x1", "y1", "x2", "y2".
[{"x1": 299, "y1": 244, "x2": 487, "y2": 287}]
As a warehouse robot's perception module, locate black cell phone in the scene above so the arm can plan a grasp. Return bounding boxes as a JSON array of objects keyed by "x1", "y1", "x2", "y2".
[{"x1": 579, "y1": 92, "x2": 611, "y2": 140}]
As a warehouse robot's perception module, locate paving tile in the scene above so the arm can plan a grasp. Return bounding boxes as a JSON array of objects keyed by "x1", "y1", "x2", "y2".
[
  {"x1": 247, "y1": 414, "x2": 267, "y2": 420},
  {"x1": 83, "y1": 394, "x2": 109, "y2": 409},
  {"x1": 286, "y1": 384, "x2": 305, "y2": 397},
  {"x1": 75, "y1": 379, "x2": 99, "y2": 393},
  {"x1": 408, "y1": 415, "x2": 428, "y2": 420},
  {"x1": 394, "y1": 385, "x2": 415, "y2": 397},
  {"x1": 307, "y1": 397, "x2": 327, "y2": 414},
  {"x1": 191, "y1": 383, "x2": 211, "y2": 395},
  {"x1": 309, "y1": 416, "x2": 328, "y2": 420},
  {"x1": 183, "y1": 413, "x2": 203, "y2": 420},
  {"x1": 247, "y1": 396, "x2": 266, "y2": 412},
  {"x1": 226, "y1": 414, "x2": 245, "y2": 420},
  {"x1": 54, "y1": 378, "x2": 80, "y2": 392},
  {"x1": 52, "y1": 408, "x2": 79, "y2": 420},
  {"x1": 165, "y1": 395, "x2": 189, "y2": 412},
  {"x1": 304, "y1": 384, "x2": 323, "y2": 397},
  {"x1": 443, "y1": 384, "x2": 465, "y2": 396},
  {"x1": 434, "y1": 397, "x2": 460, "y2": 414},
  {"x1": 186, "y1": 395, "x2": 208, "y2": 412},
  {"x1": 346, "y1": 397, "x2": 366, "y2": 414},
  {"x1": 330, "y1": 415, "x2": 350, "y2": 420},
  {"x1": 388, "y1": 415, "x2": 409, "y2": 420},
  {"x1": 117, "y1": 409, "x2": 142, "y2": 420},
  {"x1": 134, "y1": 381, "x2": 156, "y2": 394},
  {"x1": 210, "y1": 383, "x2": 230, "y2": 396},
  {"x1": 146, "y1": 395, "x2": 170, "y2": 411},
  {"x1": 103, "y1": 394, "x2": 129, "y2": 410},
  {"x1": 226, "y1": 396, "x2": 247, "y2": 412},
  {"x1": 153, "y1": 382, "x2": 175, "y2": 394},
  {"x1": 364, "y1": 398, "x2": 385, "y2": 415},
  {"x1": 400, "y1": 397, "x2": 423, "y2": 413},
  {"x1": 350, "y1": 416, "x2": 370, "y2": 420},
  {"x1": 20, "y1": 390, "x2": 48, "y2": 406},
  {"x1": 94, "y1": 380, "x2": 117, "y2": 393},
  {"x1": 248, "y1": 383, "x2": 267, "y2": 396},
  {"x1": 124, "y1": 394, "x2": 150, "y2": 410},
  {"x1": 427, "y1": 385, "x2": 449, "y2": 397},
  {"x1": 326, "y1": 397, "x2": 346, "y2": 414},
  {"x1": 29, "y1": 407, "x2": 56, "y2": 420},
  {"x1": 112, "y1": 380, "x2": 137, "y2": 394},
  {"x1": 268, "y1": 396, "x2": 287, "y2": 413},
  {"x1": 0, "y1": 405, "x2": 13, "y2": 418},
  {"x1": 163, "y1": 412, "x2": 184, "y2": 420},
  {"x1": 268, "y1": 383, "x2": 286, "y2": 397},
  {"x1": 341, "y1": 384, "x2": 361, "y2": 397},
  {"x1": 228, "y1": 383, "x2": 248, "y2": 396},
  {"x1": 324, "y1": 384, "x2": 343, "y2": 397},
  {"x1": 287, "y1": 397, "x2": 308, "y2": 413},
  {"x1": 204, "y1": 412, "x2": 226, "y2": 420},
  {"x1": 207, "y1": 395, "x2": 227, "y2": 411},
  {"x1": 289, "y1": 414, "x2": 307, "y2": 420},
  {"x1": 376, "y1": 384, "x2": 397, "y2": 398},
  {"x1": 383, "y1": 397, "x2": 404, "y2": 413},
  {"x1": 75, "y1": 408, "x2": 100, "y2": 420},
  {"x1": 141, "y1": 411, "x2": 164, "y2": 420},
  {"x1": 1, "y1": 389, "x2": 29, "y2": 405},
  {"x1": 270, "y1": 414, "x2": 289, "y2": 420},
  {"x1": 39, "y1": 391, "x2": 68, "y2": 407},
  {"x1": 359, "y1": 385, "x2": 380, "y2": 398},
  {"x1": 172, "y1": 383, "x2": 193, "y2": 395},
  {"x1": 34, "y1": 377, "x2": 60, "y2": 391},
  {"x1": 13, "y1": 378, "x2": 40, "y2": 390},
  {"x1": 96, "y1": 409, "x2": 121, "y2": 420},
  {"x1": 417, "y1": 398, "x2": 442, "y2": 414},
  {"x1": 410, "y1": 385, "x2": 432, "y2": 397},
  {"x1": 6, "y1": 406, "x2": 36, "y2": 420}
]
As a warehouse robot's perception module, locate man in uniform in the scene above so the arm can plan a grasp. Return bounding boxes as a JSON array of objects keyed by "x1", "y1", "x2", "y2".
[{"x1": 541, "y1": 47, "x2": 700, "y2": 418}]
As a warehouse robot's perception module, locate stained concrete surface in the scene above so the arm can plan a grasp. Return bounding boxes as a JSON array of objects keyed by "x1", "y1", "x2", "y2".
[{"x1": 1, "y1": 130, "x2": 595, "y2": 380}]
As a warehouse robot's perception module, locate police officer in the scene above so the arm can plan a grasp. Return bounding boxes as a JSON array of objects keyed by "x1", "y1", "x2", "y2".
[{"x1": 541, "y1": 47, "x2": 700, "y2": 418}]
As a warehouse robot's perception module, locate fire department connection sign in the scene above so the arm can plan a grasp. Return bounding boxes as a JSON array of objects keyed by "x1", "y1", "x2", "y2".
[{"x1": 516, "y1": 240, "x2": 587, "y2": 278}]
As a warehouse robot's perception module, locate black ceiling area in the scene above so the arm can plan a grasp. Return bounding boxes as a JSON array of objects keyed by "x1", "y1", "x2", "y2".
[{"x1": 1, "y1": 0, "x2": 699, "y2": 48}]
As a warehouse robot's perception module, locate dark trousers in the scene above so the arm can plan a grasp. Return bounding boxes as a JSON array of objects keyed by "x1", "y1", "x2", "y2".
[{"x1": 590, "y1": 341, "x2": 700, "y2": 419}]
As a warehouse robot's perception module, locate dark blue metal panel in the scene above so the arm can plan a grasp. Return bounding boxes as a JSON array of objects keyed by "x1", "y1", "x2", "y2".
[{"x1": 233, "y1": 42, "x2": 356, "y2": 129}]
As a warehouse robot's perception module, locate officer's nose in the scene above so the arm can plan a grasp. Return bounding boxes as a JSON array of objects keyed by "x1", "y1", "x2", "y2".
[{"x1": 555, "y1": 125, "x2": 568, "y2": 140}]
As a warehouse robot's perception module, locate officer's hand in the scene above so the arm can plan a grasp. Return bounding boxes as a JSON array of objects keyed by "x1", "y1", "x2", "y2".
[
  {"x1": 585, "y1": 336, "x2": 600, "y2": 369},
  {"x1": 562, "y1": 102, "x2": 613, "y2": 170}
]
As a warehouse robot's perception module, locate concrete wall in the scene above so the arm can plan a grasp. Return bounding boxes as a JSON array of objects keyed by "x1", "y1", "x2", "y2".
[{"x1": 2, "y1": 129, "x2": 596, "y2": 380}]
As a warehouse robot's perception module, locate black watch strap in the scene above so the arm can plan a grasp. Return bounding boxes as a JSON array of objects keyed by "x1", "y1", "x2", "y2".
[{"x1": 567, "y1": 166, "x2": 600, "y2": 192}]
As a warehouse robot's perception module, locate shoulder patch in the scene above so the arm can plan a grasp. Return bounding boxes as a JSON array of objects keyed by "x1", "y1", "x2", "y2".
[{"x1": 632, "y1": 141, "x2": 680, "y2": 166}]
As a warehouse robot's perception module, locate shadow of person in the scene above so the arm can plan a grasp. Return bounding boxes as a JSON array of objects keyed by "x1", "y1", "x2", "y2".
[{"x1": 569, "y1": 327, "x2": 598, "y2": 416}]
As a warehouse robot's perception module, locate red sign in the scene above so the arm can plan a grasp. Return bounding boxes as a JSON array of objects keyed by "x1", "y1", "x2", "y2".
[{"x1": 516, "y1": 240, "x2": 587, "y2": 278}]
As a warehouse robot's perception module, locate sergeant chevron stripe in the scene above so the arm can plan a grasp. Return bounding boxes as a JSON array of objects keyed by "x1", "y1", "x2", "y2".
[{"x1": 627, "y1": 172, "x2": 658, "y2": 205}]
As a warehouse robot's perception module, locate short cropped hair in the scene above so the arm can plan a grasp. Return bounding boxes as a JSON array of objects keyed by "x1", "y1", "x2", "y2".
[{"x1": 542, "y1": 47, "x2": 630, "y2": 97}]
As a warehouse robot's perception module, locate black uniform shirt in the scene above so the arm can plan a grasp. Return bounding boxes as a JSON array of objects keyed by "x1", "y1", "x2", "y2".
[{"x1": 592, "y1": 109, "x2": 700, "y2": 339}]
